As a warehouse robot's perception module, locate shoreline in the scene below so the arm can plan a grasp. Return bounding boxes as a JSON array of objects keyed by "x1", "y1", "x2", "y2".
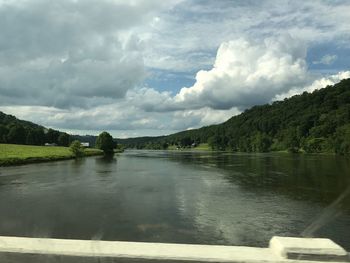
[
  {"x1": 126, "y1": 148, "x2": 340, "y2": 156},
  {"x1": 0, "y1": 144, "x2": 104, "y2": 167},
  {"x1": 0, "y1": 151, "x2": 104, "y2": 167}
]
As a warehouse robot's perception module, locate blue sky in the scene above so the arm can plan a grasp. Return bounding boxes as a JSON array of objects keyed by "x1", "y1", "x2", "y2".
[{"x1": 0, "y1": 0, "x2": 349, "y2": 137}]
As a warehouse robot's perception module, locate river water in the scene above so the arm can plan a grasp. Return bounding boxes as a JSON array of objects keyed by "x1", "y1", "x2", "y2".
[{"x1": 0, "y1": 150, "x2": 349, "y2": 249}]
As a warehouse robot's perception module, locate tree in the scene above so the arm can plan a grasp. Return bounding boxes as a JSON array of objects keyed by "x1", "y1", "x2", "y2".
[
  {"x1": 70, "y1": 140, "x2": 84, "y2": 157},
  {"x1": 0, "y1": 124, "x2": 8, "y2": 143},
  {"x1": 33, "y1": 128, "x2": 45, "y2": 145},
  {"x1": 25, "y1": 130, "x2": 35, "y2": 145},
  {"x1": 179, "y1": 137, "x2": 192, "y2": 147},
  {"x1": 7, "y1": 125, "x2": 26, "y2": 144},
  {"x1": 252, "y1": 132, "x2": 272, "y2": 152},
  {"x1": 228, "y1": 138, "x2": 238, "y2": 151},
  {"x1": 283, "y1": 128, "x2": 300, "y2": 153},
  {"x1": 162, "y1": 142, "x2": 169, "y2": 149},
  {"x1": 96, "y1": 131, "x2": 115, "y2": 155},
  {"x1": 334, "y1": 124, "x2": 350, "y2": 155},
  {"x1": 46, "y1": 128, "x2": 60, "y2": 144},
  {"x1": 58, "y1": 133, "x2": 70, "y2": 147},
  {"x1": 304, "y1": 137, "x2": 330, "y2": 153}
]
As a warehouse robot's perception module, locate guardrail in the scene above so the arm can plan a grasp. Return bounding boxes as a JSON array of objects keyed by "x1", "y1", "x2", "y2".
[{"x1": 0, "y1": 236, "x2": 348, "y2": 263}]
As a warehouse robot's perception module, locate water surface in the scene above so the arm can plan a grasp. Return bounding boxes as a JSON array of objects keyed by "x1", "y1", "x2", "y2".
[{"x1": 0, "y1": 150, "x2": 349, "y2": 249}]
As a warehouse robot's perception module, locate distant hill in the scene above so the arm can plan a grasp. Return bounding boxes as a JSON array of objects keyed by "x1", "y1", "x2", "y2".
[
  {"x1": 121, "y1": 78, "x2": 350, "y2": 154},
  {"x1": 0, "y1": 111, "x2": 115, "y2": 148},
  {"x1": 0, "y1": 111, "x2": 71, "y2": 146},
  {"x1": 117, "y1": 136, "x2": 165, "y2": 148},
  {"x1": 0, "y1": 111, "x2": 118, "y2": 147},
  {"x1": 0, "y1": 111, "x2": 44, "y2": 130}
]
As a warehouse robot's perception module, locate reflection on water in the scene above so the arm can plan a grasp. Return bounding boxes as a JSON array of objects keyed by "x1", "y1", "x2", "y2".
[{"x1": 0, "y1": 150, "x2": 349, "y2": 249}]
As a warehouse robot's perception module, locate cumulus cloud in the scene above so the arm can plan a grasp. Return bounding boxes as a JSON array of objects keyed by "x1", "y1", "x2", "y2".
[
  {"x1": 274, "y1": 71, "x2": 350, "y2": 101},
  {"x1": 134, "y1": 34, "x2": 349, "y2": 121},
  {"x1": 170, "y1": 107, "x2": 240, "y2": 131},
  {"x1": 172, "y1": 36, "x2": 309, "y2": 110},
  {"x1": 141, "y1": 0, "x2": 350, "y2": 73}
]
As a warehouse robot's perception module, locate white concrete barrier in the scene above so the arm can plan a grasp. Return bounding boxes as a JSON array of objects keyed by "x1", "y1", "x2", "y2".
[
  {"x1": 0, "y1": 236, "x2": 348, "y2": 263},
  {"x1": 270, "y1": 237, "x2": 348, "y2": 262}
]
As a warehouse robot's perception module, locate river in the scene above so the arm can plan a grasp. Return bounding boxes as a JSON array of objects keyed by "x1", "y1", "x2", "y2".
[{"x1": 0, "y1": 150, "x2": 349, "y2": 249}]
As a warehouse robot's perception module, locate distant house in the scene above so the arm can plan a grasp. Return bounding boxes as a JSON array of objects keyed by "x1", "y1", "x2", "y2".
[
  {"x1": 44, "y1": 143, "x2": 57, "y2": 146},
  {"x1": 81, "y1": 142, "x2": 90, "y2": 148}
]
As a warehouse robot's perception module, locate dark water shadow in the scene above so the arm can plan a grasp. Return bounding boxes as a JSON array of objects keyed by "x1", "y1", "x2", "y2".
[{"x1": 95, "y1": 155, "x2": 117, "y2": 164}]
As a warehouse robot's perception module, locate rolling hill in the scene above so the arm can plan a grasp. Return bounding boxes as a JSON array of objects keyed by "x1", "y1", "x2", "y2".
[{"x1": 120, "y1": 78, "x2": 350, "y2": 154}]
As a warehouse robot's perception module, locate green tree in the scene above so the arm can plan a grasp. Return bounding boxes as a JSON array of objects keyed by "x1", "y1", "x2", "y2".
[
  {"x1": 70, "y1": 140, "x2": 84, "y2": 157},
  {"x1": 33, "y1": 128, "x2": 45, "y2": 145},
  {"x1": 283, "y1": 128, "x2": 300, "y2": 153},
  {"x1": 252, "y1": 133, "x2": 272, "y2": 152},
  {"x1": 208, "y1": 135, "x2": 218, "y2": 150},
  {"x1": 162, "y1": 142, "x2": 169, "y2": 149},
  {"x1": 25, "y1": 130, "x2": 35, "y2": 145},
  {"x1": 179, "y1": 137, "x2": 192, "y2": 147},
  {"x1": 58, "y1": 133, "x2": 70, "y2": 147},
  {"x1": 334, "y1": 124, "x2": 350, "y2": 155},
  {"x1": 96, "y1": 131, "x2": 115, "y2": 155},
  {"x1": 0, "y1": 124, "x2": 8, "y2": 143},
  {"x1": 227, "y1": 138, "x2": 237, "y2": 151},
  {"x1": 46, "y1": 128, "x2": 60, "y2": 144},
  {"x1": 7, "y1": 125, "x2": 26, "y2": 144}
]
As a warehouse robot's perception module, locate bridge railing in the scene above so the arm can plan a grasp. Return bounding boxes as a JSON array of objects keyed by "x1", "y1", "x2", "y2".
[{"x1": 0, "y1": 235, "x2": 348, "y2": 263}]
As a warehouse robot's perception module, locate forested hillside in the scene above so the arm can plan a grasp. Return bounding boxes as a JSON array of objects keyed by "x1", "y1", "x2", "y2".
[
  {"x1": 121, "y1": 78, "x2": 350, "y2": 154},
  {"x1": 0, "y1": 112, "x2": 71, "y2": 146}
]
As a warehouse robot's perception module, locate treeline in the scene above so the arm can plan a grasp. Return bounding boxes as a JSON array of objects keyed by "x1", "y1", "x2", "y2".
[
  {"x1": 0, "y1": 112, "x2": 71, "y2": 146},
  {"x1": 121, "y1": 78, "x2": 350, "y2": 155},
  {"x1": 118, "y1": 136, "x2": 165, "y2": 149},
  {"x1": 70, "y1": 135, "x2": 98, "y2": 147}
]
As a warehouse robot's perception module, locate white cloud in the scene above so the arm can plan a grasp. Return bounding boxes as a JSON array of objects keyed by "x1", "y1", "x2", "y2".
[
  {"x1": 313, "y1": 54, "x2": 338, "y2": 65},
  {"x1": 139, "y1": 0, "x2": 350, "y2": 73},
  {"x1": 171, "y1": 107, "x2": 240, "y2": 130},
  {"x1": 274, "y1": 71, "x2": 350, "y2": 101},
  {"x1": 173, "y1": 36, "x2": 309, "y2": 110},
  {"x1": 0, "y1": 89, "x2": 240, "y2": 137}
]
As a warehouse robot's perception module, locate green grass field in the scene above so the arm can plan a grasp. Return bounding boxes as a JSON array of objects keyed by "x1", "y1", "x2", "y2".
[
  {"x1": 193, "y1": 143, "x2": 210, "y2": 151},
  {"x1": 167, "y1": 143, "x2": 211, "y2": 151},
  {"x1": 0, "y1": 144, "x2": 102, "y2": 166}
]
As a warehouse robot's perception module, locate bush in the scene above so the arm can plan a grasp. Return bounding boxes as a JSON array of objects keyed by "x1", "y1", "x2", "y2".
[
  {"x1": 304, "y1": 137, "x2": 331, "y2": 153},
  {"x1": 70, "y1": 140, "x2": 85, "y2": 157}
]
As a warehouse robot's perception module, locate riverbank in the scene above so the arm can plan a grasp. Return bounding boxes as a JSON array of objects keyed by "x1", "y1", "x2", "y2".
[
  {"x1": 167, "y1": 143, "x2": 211, "y2": 151},
  {"x1": 164, "y1": 143, "x2": 338, "y2": 155},
  {"x1": 0, "y1": 144, "x2": 103, "y2": 166}
]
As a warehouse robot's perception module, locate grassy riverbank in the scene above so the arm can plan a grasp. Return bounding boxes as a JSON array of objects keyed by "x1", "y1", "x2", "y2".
[
  {"x1": 0, "y1": 144, "x2": 103, "y2": 166},
  {"x1": 167, "y1": 143, "x2": 211, "y2": 151}
]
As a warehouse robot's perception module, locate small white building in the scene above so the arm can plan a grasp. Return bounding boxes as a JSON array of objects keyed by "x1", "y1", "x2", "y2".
[
  {"x1": 81, "y1": 142, "x2": 90, "y2": 148},
  {"x1": 44, "y1": 143, "x2": 57, "y2": 146}
]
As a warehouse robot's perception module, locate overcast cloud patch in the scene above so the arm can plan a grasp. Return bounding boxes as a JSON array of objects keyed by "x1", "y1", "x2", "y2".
[{"x1": 0, "y1": 0, "x2": 164, "y2": 108}]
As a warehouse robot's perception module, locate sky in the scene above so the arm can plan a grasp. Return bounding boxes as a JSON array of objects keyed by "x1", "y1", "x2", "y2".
[{"x1": 0, "y1": 0, "x2": 350, "y2": 138}]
